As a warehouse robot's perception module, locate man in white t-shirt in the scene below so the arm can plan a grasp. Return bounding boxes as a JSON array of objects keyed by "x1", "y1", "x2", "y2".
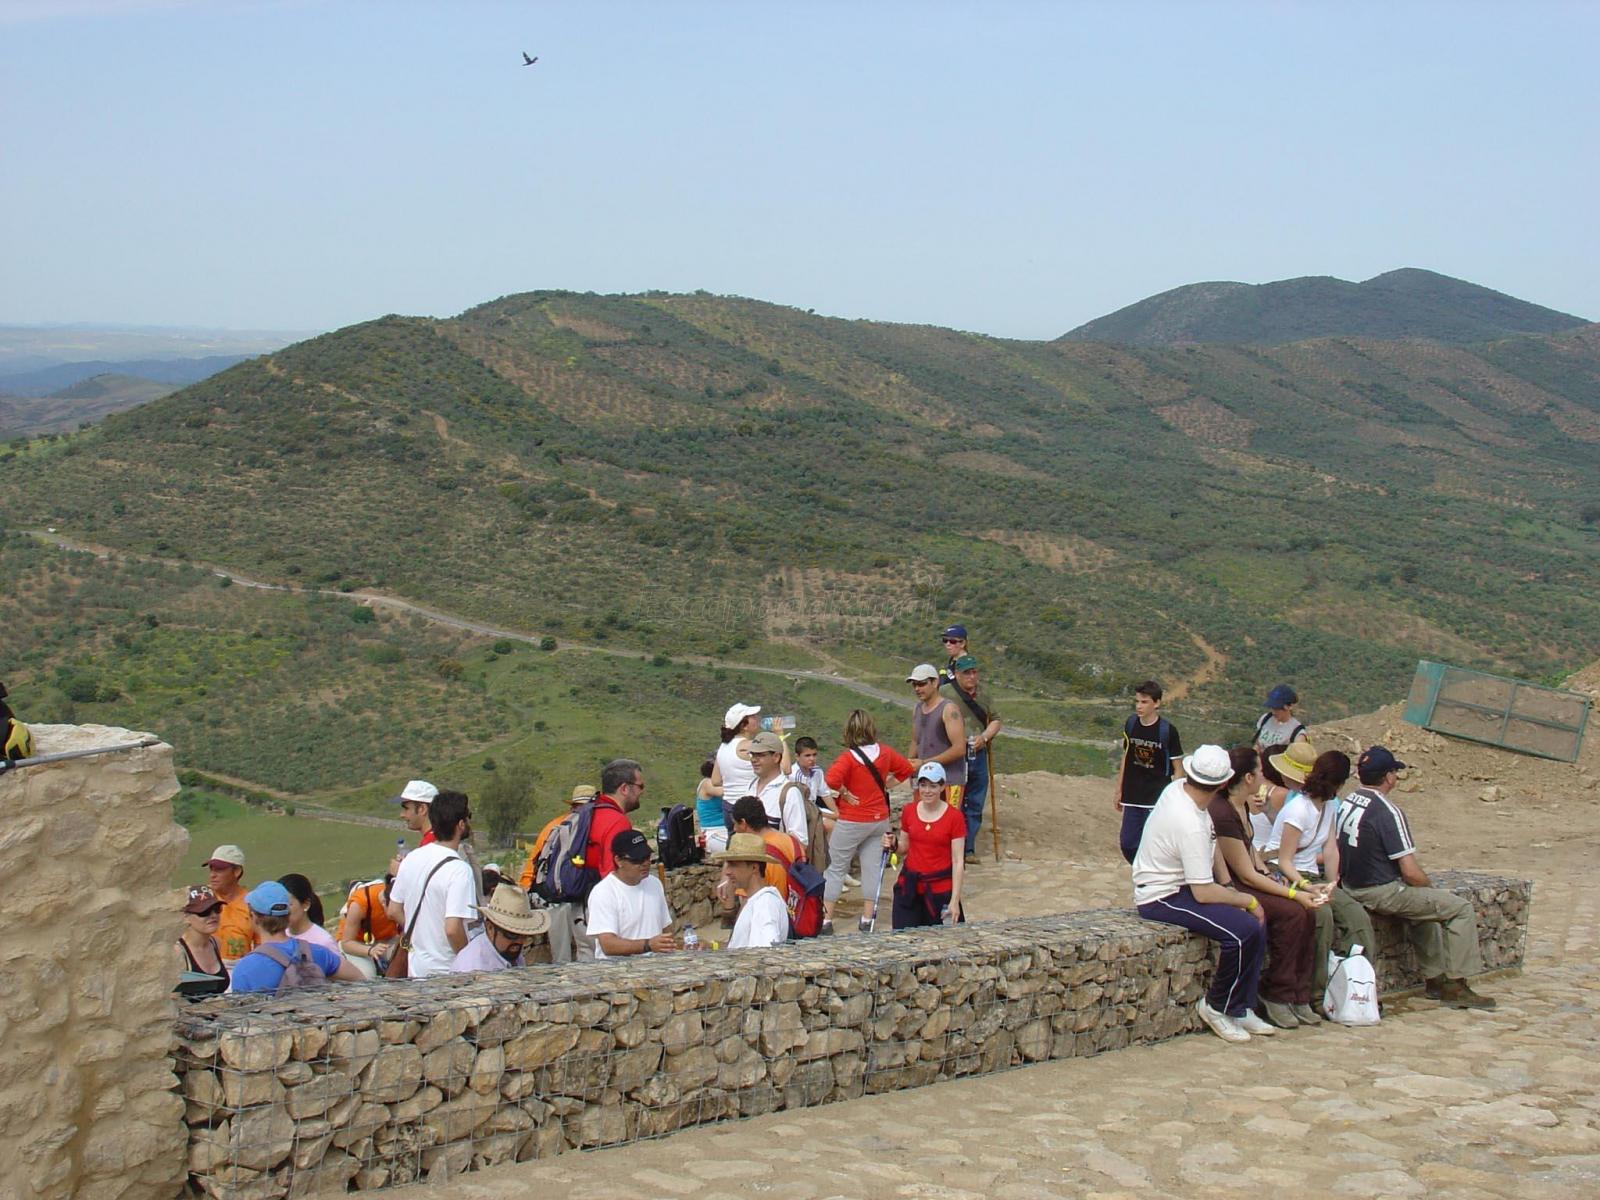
[
  {"x1": 749, "y1": 731, "x2": 810, "y2": 849},
  {"x1": 717, "y1": 833, "x2": 789, "y2": 949},
  {"x1": 1131, "y1": 745, "x2": 1273, "y2": 1044},
  {"x1": 585, "y1": 829, "x2": 676, "y2": 960},
  {"x1": 386, "y1": 790, "x2": 478, "y2": 978}
]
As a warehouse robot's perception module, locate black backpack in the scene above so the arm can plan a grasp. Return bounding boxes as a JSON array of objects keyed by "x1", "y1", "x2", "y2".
[{"x1": 656, "y1": 804, "x2": 703, "y2": 869}]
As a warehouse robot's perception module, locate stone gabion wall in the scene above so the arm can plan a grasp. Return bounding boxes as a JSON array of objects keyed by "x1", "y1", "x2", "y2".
[
  {"x1": 173, "y1": 871, "x2": 1528, "y2": 1198},
  {"x1": 0, "y1": 725, "x2": 188, "y2": 1200}
]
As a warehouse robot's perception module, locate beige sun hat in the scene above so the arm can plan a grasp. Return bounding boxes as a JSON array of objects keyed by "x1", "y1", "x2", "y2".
[
  {"x1": 713, "y1": 832, "x2": 778, "y2": 865},
  {"x1": 1269, "y1": 740, "x2": 1319, "y2": 785},
  {"x1": 479, "y1": 885, "x2": 550, "y2": 936}
]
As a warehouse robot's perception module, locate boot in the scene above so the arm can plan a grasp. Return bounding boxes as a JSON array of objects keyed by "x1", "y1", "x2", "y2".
[
  {"x1": 1437, "y1": 978, "x2": 1497, "y2": 1010},
  {"x1": 1424, "y1": 975, "x2": 1445, "y2": 1000}
]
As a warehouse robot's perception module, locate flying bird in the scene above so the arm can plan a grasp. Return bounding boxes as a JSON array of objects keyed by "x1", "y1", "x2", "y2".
[{"x1": 522, "y1": 52, "x2": 538, "y2": 66}]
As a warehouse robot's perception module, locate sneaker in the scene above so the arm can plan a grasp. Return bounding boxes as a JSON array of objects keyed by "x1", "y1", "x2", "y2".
[
  {"x1": 818, "y1": 920, "x2": 834, "y2": 937},
  {"x1": 1438, "y1": 979, "x2": 1497, "y2": 1010},
  {"x1": 1196, "y1": 998, "x2": 1250, "y2": 1044},
  {"x1": 1237, "y1": 1010, "x2": 1278, "y2": 1036},
  {"x1": 964, "y1": 853, "x2": 980, "y2": 866},
  {"x1": 844, "y1": 875, "x2": 860, "y2": 888},
  {"x1": 858, "y1": 916, "x2": 875, "y2": 933},
  {"x1": 1260, "y1": 999, "x2": 1301, "y2": 1029},
  {"x1": 1291, "y1": 1002, "x2": 1323, "y2": 1025}
]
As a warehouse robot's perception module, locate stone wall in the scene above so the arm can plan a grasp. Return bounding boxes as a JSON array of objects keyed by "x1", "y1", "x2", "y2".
[
  {"x1": 172, "y1": 871, "x2": 1529, "y2": 1198},
  {"x1": 0, "y1": 724, "x2": 188, "y2": 1200}
]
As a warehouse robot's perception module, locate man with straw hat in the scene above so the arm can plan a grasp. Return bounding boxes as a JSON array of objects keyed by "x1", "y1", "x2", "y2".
[
  {"x1": 716, "y1": 833, "x2": 790, "y2": 949},
  {"x1": 452, "y1": 884, "x2": 550, "y2": 973}
]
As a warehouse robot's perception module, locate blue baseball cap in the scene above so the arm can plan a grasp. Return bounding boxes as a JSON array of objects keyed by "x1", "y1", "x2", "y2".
[
  {"x1": 1265, "y1": 684, "x2": 1298, "y2": 709},
  {"x1": 245, "y1": 880, "x2": 292, "y2": 917},
  {"x1": 1357, "y1": 746, "x2": 1407, "y2": 784},
  {"x1": 941, "y1": 625, "x2": 968, "y2": 641}
]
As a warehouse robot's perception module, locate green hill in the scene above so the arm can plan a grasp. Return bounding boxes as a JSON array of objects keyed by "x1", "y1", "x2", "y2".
[
  {"x1": 1060, "y1": 268, "x2": 1590, "y2": 346},
  {"x1": 2, "y1": 290, "x2": 1598, "y2": 809},
  {"x1": 0, "y1": 372, "x2": 176, "y2": 438}
]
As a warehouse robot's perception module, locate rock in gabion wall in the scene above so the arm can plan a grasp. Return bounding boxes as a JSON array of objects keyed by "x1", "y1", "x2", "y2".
[
  {"x1": 0, "y1": 725, "x2": 188, "y2": 1200},
  {"x1": 172, "y1": 872, "x2": 1528, "y2": 1197}
]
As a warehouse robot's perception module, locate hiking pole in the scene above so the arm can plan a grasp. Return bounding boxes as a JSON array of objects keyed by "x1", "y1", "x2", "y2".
[
  {"x1": 867, "y1": 804, "x2": 898, "y2": 933},
  {"x1": 987, "y1": 739, "x2": 1003, "y2": 864},
  {"x1": 0, "y1": 736, "x2": 161, "y2": 774}
]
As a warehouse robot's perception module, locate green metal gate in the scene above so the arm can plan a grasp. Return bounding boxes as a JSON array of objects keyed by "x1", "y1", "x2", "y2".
[{"x1": 1403, "y1": 661, "x2": 1590, "y2": 762}]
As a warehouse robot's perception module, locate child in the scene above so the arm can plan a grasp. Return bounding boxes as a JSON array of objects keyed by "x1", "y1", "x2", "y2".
[
  {"x1": 1254, "y1": 684, "x2": 1307, "y2": 756},
  {"x1": 1112, "y1": 680, "x2": 1184, "y2": 864},
  {"x1": 788, "y1": 735, "x2": 836, "y2": 875}
]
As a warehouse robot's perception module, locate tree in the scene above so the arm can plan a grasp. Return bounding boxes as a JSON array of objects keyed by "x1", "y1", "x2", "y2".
[{"x1": 476, "y1": 760, "x2": 539, "y2": 847}]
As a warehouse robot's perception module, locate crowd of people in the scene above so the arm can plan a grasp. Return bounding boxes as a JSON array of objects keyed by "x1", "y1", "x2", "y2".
[
  {"x1": 170, "y1": 629, "x2": 1499, "y2": 1031},
  {"x1": 1118, "y1": 681, "x2": 1498, "y2": 1043}
]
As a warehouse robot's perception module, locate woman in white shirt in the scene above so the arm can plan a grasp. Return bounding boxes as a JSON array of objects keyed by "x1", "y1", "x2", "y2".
[
  {"x1": 711, "y1": 703, "x2": 762, "y2": 814},
  {"x1": 1264, "y1": 747, "x2": 1376, "y2": 1009},
  {"x1": 278, "y1": 873, "x2": 342, "y2": 957}
]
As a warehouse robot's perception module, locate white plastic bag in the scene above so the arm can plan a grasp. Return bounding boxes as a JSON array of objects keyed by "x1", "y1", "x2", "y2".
[{"x1": 1324, "y1": 943, "x2": 1380, "y2": 1026}]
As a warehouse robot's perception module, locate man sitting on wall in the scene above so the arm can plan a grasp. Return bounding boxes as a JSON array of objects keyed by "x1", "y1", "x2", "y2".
[
  {"x1": 717, "y1": 833, "x2": 790, "y2": 949},
  {"x1": 586, "y1": 829, "x2": 677, "y2": 959},
  {"x1": 1335, "y1": 746, "x2": 1497, "y2": 1010}
]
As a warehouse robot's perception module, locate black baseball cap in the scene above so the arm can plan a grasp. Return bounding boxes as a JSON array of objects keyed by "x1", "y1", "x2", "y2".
[{"x1": 612, "y1": 828, "x2": 652, "y2": 863}]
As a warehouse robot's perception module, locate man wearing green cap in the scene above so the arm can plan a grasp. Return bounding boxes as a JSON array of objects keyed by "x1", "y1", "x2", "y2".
[{"x1": 945, "y1": 655, "x2": 1001, "y2": 863}]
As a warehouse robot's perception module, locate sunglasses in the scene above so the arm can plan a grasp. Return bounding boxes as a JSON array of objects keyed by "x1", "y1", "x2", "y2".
[
  {"x1": 942, "y1": 637, "x2": 964, "y2": 644},
  {"x1": 194, "y1": 906, "x2": 222, "y2": 918}
]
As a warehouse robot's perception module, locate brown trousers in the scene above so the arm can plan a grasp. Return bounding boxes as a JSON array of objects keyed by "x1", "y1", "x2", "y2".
[{"x1": 1235, "y1": 883, "x2": 1316, "y2": 1004}]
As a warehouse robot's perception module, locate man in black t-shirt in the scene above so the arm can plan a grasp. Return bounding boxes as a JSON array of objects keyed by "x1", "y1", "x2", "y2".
[
  {"x1": 1336, "y1": 746, "x2": 1495, "y2": 1010},
  {"x1": 1112, "y1": 680, "x2": 1183, "y2": 863}
]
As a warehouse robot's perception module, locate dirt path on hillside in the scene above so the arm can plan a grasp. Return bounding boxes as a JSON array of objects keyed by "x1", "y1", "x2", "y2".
[
  {"x1": 26, "y1": 530, "x2": 1111, "y2": 754},
  {"x1": 1164, "y1": 629, "x2": 1229, "y2": 701}
]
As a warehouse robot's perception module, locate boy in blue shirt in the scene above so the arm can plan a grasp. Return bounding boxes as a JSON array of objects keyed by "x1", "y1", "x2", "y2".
[{"x1": 228, "y1": 881, "x2": 364, "y2": 993}]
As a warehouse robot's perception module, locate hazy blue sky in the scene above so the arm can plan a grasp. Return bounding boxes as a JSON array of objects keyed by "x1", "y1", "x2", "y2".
[{"x1": 3, "y1": 0, "x2": 1596, "y2": 338}]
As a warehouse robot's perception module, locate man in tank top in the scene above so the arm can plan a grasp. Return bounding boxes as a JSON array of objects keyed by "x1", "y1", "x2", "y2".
[{"x1": 907, "y1": 663, "x2": 967, "y2": 810}]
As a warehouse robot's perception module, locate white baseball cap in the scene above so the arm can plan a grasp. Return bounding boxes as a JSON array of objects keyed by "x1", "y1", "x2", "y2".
[
  {"x1": 389, "y1": 779, "x2": 439, "y2": 805},
  {"x1": 724, "y1": 703, "x2": 761, "y2": 728}
]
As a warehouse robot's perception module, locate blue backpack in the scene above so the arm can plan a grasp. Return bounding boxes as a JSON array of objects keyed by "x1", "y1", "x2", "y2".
[{"x1": 532, "y1": 801, "x2": 601, "y2": 904}]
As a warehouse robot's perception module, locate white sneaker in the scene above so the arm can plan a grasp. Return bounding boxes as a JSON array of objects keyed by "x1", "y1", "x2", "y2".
[
  {"x1": 1237, "y1": 1010, "x2": 1278, "y2": 1036},
  {"x1": 1196, "y1": 998, "x2": 1251, "y2": 1043}
]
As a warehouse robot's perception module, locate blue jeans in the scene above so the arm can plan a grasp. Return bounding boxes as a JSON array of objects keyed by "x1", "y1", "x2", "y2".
[
  {"x1": 961, "y1": 749, "x2": 989, "y2": 855},
  {"x1": 1119, "y1": 805, "x2": 1153, "y2": 865}
]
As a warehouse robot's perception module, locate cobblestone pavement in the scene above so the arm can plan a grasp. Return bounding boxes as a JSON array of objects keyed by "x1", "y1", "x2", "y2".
[{"x1": 385, "y1": 853, "x2": 1595, "y2": 1200}]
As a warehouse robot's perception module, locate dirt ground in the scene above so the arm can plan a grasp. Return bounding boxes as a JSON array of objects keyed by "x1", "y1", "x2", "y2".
[{"x1": 389, "y1": 665, "x2": 1600, "y2": 1199}]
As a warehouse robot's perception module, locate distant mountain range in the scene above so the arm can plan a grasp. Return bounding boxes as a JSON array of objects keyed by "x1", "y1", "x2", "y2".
[
  {"x1": 0, "y1": 373, "x2": 178, "y2": 439},
  {"x1": 0, "y1": 354, "x2": 253, "y2": 397},
  {"x1": 4, "y1": 280, "x2": 1596, "y2": 735},
  {"x1": 1059, "y1": 268, "x2": 1590, "y2": 346}
]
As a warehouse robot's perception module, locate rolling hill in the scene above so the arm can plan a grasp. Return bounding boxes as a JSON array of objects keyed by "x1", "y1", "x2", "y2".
[
  {"x1": 1060, "y1": 268, "x2": 1590, "y2": 346},
  {"x1": 2, "y1": 287, "x2": 1597, "y2": 805},
  {"x1": 0, "y1": 372, "x2": 178, "y2": 438}
]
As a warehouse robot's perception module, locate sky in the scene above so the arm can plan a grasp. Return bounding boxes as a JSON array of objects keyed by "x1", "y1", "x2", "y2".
[{"x1": 2, "y1": 0, "x2": 1597, "y2": 340}]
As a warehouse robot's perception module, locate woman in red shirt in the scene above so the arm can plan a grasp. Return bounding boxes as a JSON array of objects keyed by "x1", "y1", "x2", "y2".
[
  {"x1": 822, "y1": 709, "x2": 914, "y2": 934},
  {"x1": 890, "y1": 761, "x2": 967, "y2": 929}
]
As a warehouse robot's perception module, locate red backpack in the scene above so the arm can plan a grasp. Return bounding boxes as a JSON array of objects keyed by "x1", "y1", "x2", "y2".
[{"x1": 763, "y1": 832, "x2": 825, "y2": 938}]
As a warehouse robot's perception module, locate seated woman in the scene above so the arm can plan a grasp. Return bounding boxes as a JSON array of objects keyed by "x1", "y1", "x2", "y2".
[
  {"x1": 694, "y1": 757, "x2": 728, "y2": 853},
  {"x1": 1211, "y1": 747, "x2": 1327, "y2": 1027},
  {"x1": 889, "y1": 761, "x2": 966, "y2": 929},
  {"x1": 1132, "y1": 744, "x2": 1272, "y2": 1044},
  {"x1": 1265, "y1": 746, "x2": 1377, "y2": 1012}
]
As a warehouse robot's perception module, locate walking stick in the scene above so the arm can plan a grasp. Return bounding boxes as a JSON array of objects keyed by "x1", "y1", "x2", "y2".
[
  {"x1": 987, "y1": 739, "x2": 1003, "y2": 864},
  {"x1": 0, "y1": 736, "x2": 160, "y2": 774},
  {"x1": 867, "y1": 802, "x2": 899, "y2": 933}
]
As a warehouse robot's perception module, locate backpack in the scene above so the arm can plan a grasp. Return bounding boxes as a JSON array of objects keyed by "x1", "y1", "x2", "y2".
[
  {"x1": 1324, "y1": 943, "x2": 1380, "y2": 1026},
  {"x1": 255, "y1": 940, "x2": 331, "y2": 995},
  {"x1": 532, "y1": 801, "x2": 601, "y2": 904},
  {"x1": 656, "y1": 804, "x2": 703, "y2": 869},
  {"x1": 763, "y1": 833, "x2": 825, "y2": 938},
  {"x1": 1254, "y1": 711, "x2": 1306, "y2": 747}
]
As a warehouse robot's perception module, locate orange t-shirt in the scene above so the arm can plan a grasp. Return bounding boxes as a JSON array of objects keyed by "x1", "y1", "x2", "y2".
[
  {"x1": 761, "y1": 829, "x2": 804, "y2": 896},
  {"x1": 338, "y1": 880, "x2": 400, "y2": 945},
  {"x1": 214, "y1": 890, "x2": 259, "y2": 965}
]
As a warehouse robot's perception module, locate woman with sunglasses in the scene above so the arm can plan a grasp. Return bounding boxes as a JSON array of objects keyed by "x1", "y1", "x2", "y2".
[
  {"x1": 888, "y1": 761, "x2": 967, "y2": 929},
  {"x1": 174, "y1": 885, "x2": 230, "y2": 1000}
]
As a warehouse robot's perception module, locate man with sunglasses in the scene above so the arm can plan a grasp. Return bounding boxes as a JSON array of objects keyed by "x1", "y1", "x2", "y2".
[
  {"x1": 452, "y1": 884, "x2": 549, "y2": 973},
  {"x1": 936, "y1": 625, "x2": 969, "y2": 686}
]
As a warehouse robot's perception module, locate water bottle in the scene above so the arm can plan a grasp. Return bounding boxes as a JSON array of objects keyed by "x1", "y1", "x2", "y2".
[
  {"x1": 395, "y1": 838, "x2": 407, "y2": 860},
  {"x1": 682, "y1": 923, "x2": 700, "y2": 951},
  {"x1": 760, "y1": 714, "x2": 797, "y2": 732},
  {"x1": 941, "y1": 907, "x2": 956, "y2": 926}
]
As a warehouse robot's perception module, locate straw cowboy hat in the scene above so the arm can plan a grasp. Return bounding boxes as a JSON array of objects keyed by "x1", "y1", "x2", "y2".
[
  {"x1": 479, "y1": 885, "x2": 550, "y2": 936},
  {"x1": 712, "y1": 832, "x2": 778, "y2": 865},
  {"x1": 1269, "y1": 740, "x2": 1319, "y2": 785}
]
